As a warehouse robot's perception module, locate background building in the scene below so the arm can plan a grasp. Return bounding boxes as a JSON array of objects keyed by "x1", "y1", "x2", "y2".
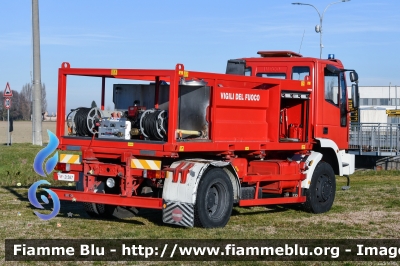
[{"x1": 356, "y1": 85, "x2": 400, "y2": 124}]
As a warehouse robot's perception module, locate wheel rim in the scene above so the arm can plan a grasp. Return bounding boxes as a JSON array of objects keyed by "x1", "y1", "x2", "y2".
[
  {"x1": 205, "y1": 182, "x2": 226, "y2": 219},
  {"x1": 316, "y1": 174, "x2": 333, "y2": 202}
]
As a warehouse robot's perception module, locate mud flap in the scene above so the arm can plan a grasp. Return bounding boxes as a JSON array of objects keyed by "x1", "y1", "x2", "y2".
[
  {"x1": 162, "y1": 159, "x2": 240, "y2": 227},
  {"x1": 162, "y1": 200, "x2": 194, "y2": 227}
]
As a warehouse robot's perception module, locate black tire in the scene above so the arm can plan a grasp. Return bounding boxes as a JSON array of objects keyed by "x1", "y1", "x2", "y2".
[
  {"x1": 81, "y1": 182, "x2": 137, "y2": 219},
  {"x1": 303, "y1": 161, "x2": 336, "y2": 213},
  {"x1": 105, "y1": 206, "x2": 138, "y2": 219},
  {"x1": 76, "y1": 172, "x2": 100, "y2": 217},
  {"x1": 194, "y1": 168, "x2": 234, "y2": 228},
  {"x1": 83, "y1": 203, "x2": 137, "y2": 219},
  {"x1": 82, "y1": 183, "x2": 108, "y2": 218},
  {"x1": 82, "y1": 202, "x2": 100, "y2": 217}
]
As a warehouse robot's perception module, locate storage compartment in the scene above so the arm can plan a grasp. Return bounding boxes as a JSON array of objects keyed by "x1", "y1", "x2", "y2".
[
  {"x1": 247, "y1": 160, "x2": 302, "y2": 194},
  {"x1": 248, "y1": 160, "x2": 300, "y2": 175},
  {"x1": 279, "y1": 91, "x2": 309, "y2": 142}
]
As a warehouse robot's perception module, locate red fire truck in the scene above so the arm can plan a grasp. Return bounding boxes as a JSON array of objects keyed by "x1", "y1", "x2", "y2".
[{"x1": 52, "y1": 51, "x2": 359, "y2": 228}]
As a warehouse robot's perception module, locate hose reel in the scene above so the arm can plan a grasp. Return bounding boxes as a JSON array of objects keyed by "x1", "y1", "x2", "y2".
[
  {"x1": 71, "y1": 107, "x2": 103, "y2": 136},
  {"x1": 140, "y1": 109, "x2": 167, "y2": 140},
  {"x1": 86, "y1": 107, "x2": 103, "y2": 135}
]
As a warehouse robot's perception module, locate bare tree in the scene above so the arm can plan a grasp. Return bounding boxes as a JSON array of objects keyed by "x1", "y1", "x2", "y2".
[
  {"x1": 16, "y1": 82, "x2": 47, "y2": 120},
  {"x1": 0, "y1": 93, "x2": 5, "y2": 120},
  {"x1": 0, "y1": 90, "x2": 23, "y2": 120},
  {"x1": 20, "y1": 83, "x2": 32, "y2": 120},
  {"x1": 0, "y1": 83, "x2": 44, "y2": 121},
  {"x1": 6, "y1": 90, "x2": 24, "y2": 120},
  {"x1": 21, "y1": 83, "x2": 32, "y2": 102}
]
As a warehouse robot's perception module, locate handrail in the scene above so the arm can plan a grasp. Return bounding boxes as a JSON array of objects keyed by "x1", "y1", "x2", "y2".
[{"x1": 349, "y1": 123, "x2": 400, "y2": 156}]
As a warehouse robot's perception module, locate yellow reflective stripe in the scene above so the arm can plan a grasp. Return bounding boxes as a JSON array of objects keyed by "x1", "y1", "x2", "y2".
[
  {"x1": 131, "y1": 159, "x2": 161, "y2": 170},
  {"x1": 59, "y1": 154, "x2": 80, "y2": 164}
]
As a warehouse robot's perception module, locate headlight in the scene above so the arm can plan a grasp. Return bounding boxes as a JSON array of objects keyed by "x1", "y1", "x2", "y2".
[{"x1": 106, "y1": 178, "x2": 115, "y2": 188}]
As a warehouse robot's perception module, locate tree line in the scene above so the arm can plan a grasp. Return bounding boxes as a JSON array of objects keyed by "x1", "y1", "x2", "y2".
[{"x1": 0, "y1": 83, "x2": 47, "y2": 121}]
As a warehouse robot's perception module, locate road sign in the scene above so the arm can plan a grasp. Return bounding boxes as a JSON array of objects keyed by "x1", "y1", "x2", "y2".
[
  {"x1": 4, "y1": 97, "x2": 11, "y2": 110},
  {"x1": 348, "y1": 99, "x2": 358, "y2": 122},
  {"x1": 3, "y1": 82, "x2": 12, "y2": 97},
  {"x1": 350, "y1": 110, "x2": 358, "y2": 122},
  {"x1": 348, "y1": 99, "x2": 353, "y2": 110}
]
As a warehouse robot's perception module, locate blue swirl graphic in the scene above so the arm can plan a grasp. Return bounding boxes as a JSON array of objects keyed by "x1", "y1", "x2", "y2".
[
  {"x1": 28, "y1": 180, "x2": 60, "y2": 220},
  {"x1": 41, "y1": 195, "x2": 49, "y2": 204},
  {"x1": 33, "y1": 130, "x2": 59, "y2": 177}
]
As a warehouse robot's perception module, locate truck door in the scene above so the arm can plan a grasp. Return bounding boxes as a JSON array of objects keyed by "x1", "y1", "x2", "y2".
[{"x1": 315, "y1": 64, "x2": 348, "y2": 149}]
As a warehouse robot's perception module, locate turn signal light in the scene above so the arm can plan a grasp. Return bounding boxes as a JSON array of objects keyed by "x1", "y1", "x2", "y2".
[
  {"x1": 147, "y1": 170, "x2": 166, "y2": 179},
  {"x1": 54, "y1": 163, "x2": 70, "y2": 172}
]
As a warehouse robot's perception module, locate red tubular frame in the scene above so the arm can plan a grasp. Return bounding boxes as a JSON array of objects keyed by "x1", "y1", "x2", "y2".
[{"x1": 56, "y1": 62, "x2": 309, "y2": 154}]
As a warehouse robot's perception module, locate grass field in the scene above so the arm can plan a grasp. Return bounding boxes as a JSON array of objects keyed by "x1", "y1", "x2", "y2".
[{"x1": 1, "y1": 143, "x2": 400, "y2": 265}]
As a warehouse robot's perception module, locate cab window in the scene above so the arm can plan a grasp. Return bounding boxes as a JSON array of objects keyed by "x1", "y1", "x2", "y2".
[
  {"x1": 292, "y1": 66, "x2": 310, "y2": 80},
  {"x1": 245, "y1": 67, "x2": 252, "y2": 76},
  {"x1": 324, "y1": 68, "x2": 339, "y2": 106}
]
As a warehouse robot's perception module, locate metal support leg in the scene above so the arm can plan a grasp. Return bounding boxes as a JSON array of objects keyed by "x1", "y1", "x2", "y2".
[{"x1": 342, "y1": 175, "x2": 350, "y2": 190}]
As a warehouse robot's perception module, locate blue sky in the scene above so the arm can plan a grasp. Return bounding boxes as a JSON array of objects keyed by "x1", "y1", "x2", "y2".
[{"x1": 1, "y1": 0, "x2": 399, "y2": 113}]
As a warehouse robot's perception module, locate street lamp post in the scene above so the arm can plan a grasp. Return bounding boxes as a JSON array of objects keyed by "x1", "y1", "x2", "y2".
[{"x1": 292, "y1": 0, "x2": 350, "y2": 59}]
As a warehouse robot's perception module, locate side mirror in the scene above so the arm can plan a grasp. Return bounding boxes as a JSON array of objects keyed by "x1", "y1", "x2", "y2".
[
  {"x1": 351, "y1": 84, "x2": 359, "y2": 109},
  {"x1": 350, "y1": 71, "x2": 358, "y2": 82}
]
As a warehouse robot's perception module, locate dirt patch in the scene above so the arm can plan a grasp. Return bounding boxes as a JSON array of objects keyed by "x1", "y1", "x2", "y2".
[{"x1": 0, "y1": 121, "x2": 58, "y2": 144}]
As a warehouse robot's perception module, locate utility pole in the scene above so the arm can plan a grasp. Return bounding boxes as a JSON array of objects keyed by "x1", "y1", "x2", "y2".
[
  {"x1": 32, "y1": 0, "x2": 43, "y2": 145},
  {"x1": 292, "y1": 0, "x2": 350, "y2": 59}
]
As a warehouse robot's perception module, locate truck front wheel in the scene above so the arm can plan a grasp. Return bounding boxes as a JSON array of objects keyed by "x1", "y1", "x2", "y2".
[
  {"x1": 303, "y1": 161, "x2": 336, "y2": 214},
  {"x1": 194, "y1": 168, "x2": 233, "y2": 228}
]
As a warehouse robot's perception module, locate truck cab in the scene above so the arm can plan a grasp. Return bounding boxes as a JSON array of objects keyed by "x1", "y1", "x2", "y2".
[{"x1": 227, "y1": 51, "x2": 359, "y2": 175}]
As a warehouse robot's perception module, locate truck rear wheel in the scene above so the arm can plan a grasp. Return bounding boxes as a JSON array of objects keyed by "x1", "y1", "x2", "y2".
[
  {"x1": 194, "y1": 168, "x2": 233, "y2": 228},
  {"x1": 82, "y1": 202, "x2": 101, "y2": 217},
  {"x1": 81, "y1": 184, "x2": 109, "y2": 218},
  {"x1": 83, "y1": 203, "x2": 137, "y2": 219},
  {"x1": 303, "y1": 161, "x2": 336, "y2": 213},
  {"x1": 81, "y1": 181, "x2": 137, "y2": 219}
]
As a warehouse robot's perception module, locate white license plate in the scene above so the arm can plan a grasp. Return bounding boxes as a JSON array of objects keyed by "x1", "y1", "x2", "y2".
[{"x1": 57, "y1": 173, "x2": 75, "y2": 181}]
